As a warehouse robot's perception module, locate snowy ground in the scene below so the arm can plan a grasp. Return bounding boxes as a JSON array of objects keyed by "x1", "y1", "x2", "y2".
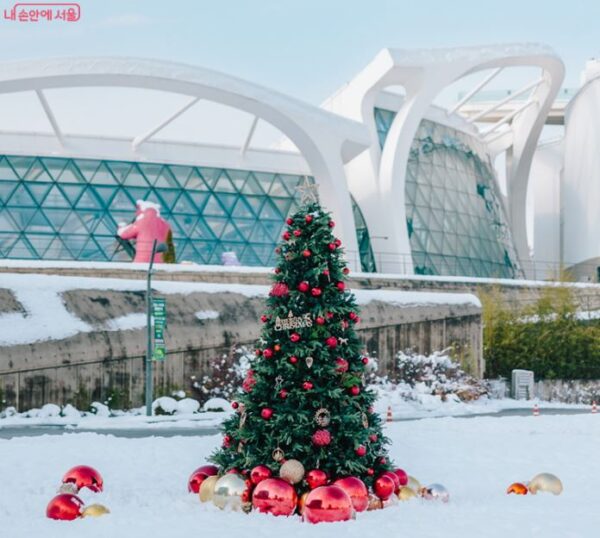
[{"x1": 1, "y1": 414, "x2": 596, "y2": 537}]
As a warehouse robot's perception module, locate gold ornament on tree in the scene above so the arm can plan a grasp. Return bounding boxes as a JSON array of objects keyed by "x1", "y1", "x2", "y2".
[
  {"x1": 361, "y1": 412, "x2": 369, "y2": 428},
  {"x1": 81, "y1": 504, "x2": 110, "y2": 518},
  {"x1": 274, "y1": 311, "x2": 313, "y2": 331},
  {"x1": 272, "y1": 447, "x2": 285, "y2": 462},
  {"x1": 279, "y1": 459, "x2": 305, "y2": 484},
  {"x1": 306, "y1": 356, "x2": 314, "y2": 368},
  {"x1": 314, "y1": 408, "x2": 331, "y2": 427},
  {"x1": 198, "y1": 475, "x2": 219, "y2": 503}
]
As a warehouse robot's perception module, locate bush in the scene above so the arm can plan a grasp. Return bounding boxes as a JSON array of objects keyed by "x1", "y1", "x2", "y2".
[{"x1": 482, "y1": 286, "x2": 600, "y2": 380}]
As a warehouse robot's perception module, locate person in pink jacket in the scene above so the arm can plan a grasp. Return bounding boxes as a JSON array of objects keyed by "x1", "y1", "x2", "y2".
[{"x1": 117, "y1": 201, "x2": 172, "y2": 263}]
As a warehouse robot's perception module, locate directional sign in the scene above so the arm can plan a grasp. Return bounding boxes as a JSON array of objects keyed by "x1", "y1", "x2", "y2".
[{"x1": 152, "y1": 297, "x2": 167, "y2": 361}]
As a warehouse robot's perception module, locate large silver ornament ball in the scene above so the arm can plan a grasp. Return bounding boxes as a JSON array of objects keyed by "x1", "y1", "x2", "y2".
[
  {"x1": 423, "y1": 483, "x2": 450, "y2": 503},
  {"x1": 212, "y1": 474, "x2": 247, "y2": 511}
]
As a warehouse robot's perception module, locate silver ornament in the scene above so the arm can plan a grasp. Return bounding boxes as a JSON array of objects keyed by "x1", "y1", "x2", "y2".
[
  {"x1": 212, "y1": 474, "x2": 247, "y2": 511},
  {"x1": 422, "y1": 483, "x2": 449, "y2": 503}
]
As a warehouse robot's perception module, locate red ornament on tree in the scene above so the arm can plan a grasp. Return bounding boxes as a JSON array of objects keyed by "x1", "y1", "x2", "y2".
[
  {"x1": 252, "y1": 478, "x2": 298, "y2": 517},
  {"x1": 328, "y1": 220, "x2": 335, "y2": 228},
  {"x1": 367, "y1": 468, "x2": 375, "y2": 476},
  {"x1": 382, "y1": 471, "x2": 401, "y2": 493},
  {"x1": 261, "y1": 408, "x2": 274, "y2": 420},
  {"x1": 302, "y1": 249, "x2": 312, "y2": 258},
  {"x1": 336, "y1": 282, "x2": 345, "y2": 292},
  {"x1": 355, "y1": 445, "x2": 366, "y2": 457},
  {"x1": 325, "y1": 336, "x2": 338, "y2": 348},
  {"x1": 361, "y1": 357, "x2": 369, "y2": 365},
  {"x1": 250, "y1": 465, "x2": 272, "y2": 486},
  {"x1": 260, "y1": 314, "x2": 268, "y2": 323},
  {"x1": 305, "y1": 215, "x2": 313, "y2": 223},
  {"x1": 223, "y1": 435, "x2": 232, "y2": 448},
  {"x1": 335, "y1": 358, "x2": 349, "y2": 373},
  {"x1": 289, "y1": 356, "x2": 298, "y2": 364},
  {"x1": 242, "y1": 369, "x2": 256, "y2": 392},
  {"x1": 326, "y1": 312, "x2": 334, "y2": 319},
  {"x1": 315, "y1": 316, "x2": 325, "y2": 325},
  {"x1": 328, "y1": 243, "x2": 337, "y2": 251},
  {"x1": 46, "y1": 493, "x2": 84, "y2": 521},
  {"x1": 393, "y1": 468, "x2": 409, "y2": 487},
  {"x1": 274, "y1": 267, "x2": 281, "y2": 274},
  {"x1": 333, "y1": 477, "x2": 369, "y2": 512},
  {"x1": 304, "y1": 486, "x2": 353, "y2": 524},
  {"x1": 348, "y1": 312, "x2": 357, "y2": 320},
  {"x1": 290, "y1": 333, "x2": 301, "y2": 343},
  {"x1": 343, "y1": 267, "x2": 350, "y2": 275},
  {"x1": 293, "y1": 229, "x2": 302, "y2": 237},
  {"x1": 349, "y1": 386, "x2": 360, "y2": 396},
  {"x1": 297, "y1": 281, "x2": 310, "y2": 292},
  {"x1": 282, "y1": 231, "x2": 291, "y2": 241},
  {"x1": 334, "y1": 238, "x2": 342, "y2": 247},
  {"x1": 279, "y1": 389, "x2": 288, "y2": 399},
  {"x1": 312, "y1": 429, "x2": 332, "y2": 447},
  {"x1": 62, "y1": 465, "x2": 104, "y2": 493},
  {"x1": 369, "y1": 434, "x2": 378, "y2": 443},
  {"x1": 188, "y1": 464, "x2": 218, "y2": 493},
  {"x1": 232, "y1": 401, "x2": 239, "y2": 410},
  {"x1": 302, "y1": 381, "x2": 313, "y2": 390},
  {"x1": 263, "y1": 348, "x2": 274, "y2": 359},
  {"x1": 270, "y1": 282, "x2": 289, "y2": 297},
  {"x1": 374, "y1": 475, "x2": 395, "y2": 501},
  {"x1": 311, "y1": 287, "x2": 322, "y2": 297},
  {"x1": 306, "y1": 469, "x2": 328, "y2": 489},
  {"x1": 286, "y1": 217, "x2": 293, "y2": 225}
]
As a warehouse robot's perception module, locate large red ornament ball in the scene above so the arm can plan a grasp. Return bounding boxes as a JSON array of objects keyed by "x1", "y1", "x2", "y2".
[
  {"x1": 311, "y1": 287, "x2": 322, "y2": 297},
  {"x1": 188, "y1": 464, "x2": 218, "y2": 493},
  {"x1": 46, "y1": 493, "x2": 84, "y2": 521},
  {"x1": 270, "y1": 282, "x2": 289, "y2": 297},
  {"x1": 382, "y1": 471, "x2": 401, "y2": 493},
  {"x1": 302, "y1": 381, "x2": 314, "y2": 390},
  {"x1": 286, "y1": 217, "x2": 293, "y2": 225},
  {"x1": 302, "y1": 249, "x2": 312, "y2": 258},
  {"x1": 305, "y1": 215, "x2": 313, "y2": 223},
  {"x1": 62, "y1": 465, "x2": 103, "y2": 493},
  {"x1": 290, "y1": 333, "x2": 301, "y2": 343},
  {"x1": 312, "y1": 429, "x2": 332, "y2": 447},
  {"x1": 316, "y1": 316, "x2": 325, "y2": 325},
  {"x1": 355, "y1": 445, "x2": 366, "y2": 457},
  {"x1": 336, "y1": 282, "x2": 345, "y2": 292},
  {"x1": 260, "y1": 314, "x2": 268, "y2": 323},
  {"x1": 349, "y1": 386, "x2": 360, "y2": 396},
  {"x1": 252, "y1": 478, "x2": 298, "y2": 517},
  {"x1": 297, "y1": 281, "x2": 310, "y2": 293},
  {"x1": 282, "y1": 231, "x2": 291, "y2": 241},
  {"x1": 394, "y1": 468, "x2": 409, "y2": 487},
  {"x1": 263, "y1": 348, "x2": 274, "y2": 359},
  {"x1": 306, "y1": 469, "x2": 328, "y2": 489},
  {"x1": 374, "y1": 475, "x2": 395, "y2": 501},
  {"x1": 335, "y1": 358, "x2": 349, "y2": 373},
  {"x1": 328, "y1": 243, "x2": 337, "y2": 251},
  {"x1": 304, "y1": 486, "x2": 353, "y2": 524},
  {"x1": 279, "y1": 389, "x2": 288, "y2": 399},
  {"x1": 333, "y1": 477, "x2": 369, "y2": 512},
  {"x1": 261, "y1": 408, "x2": 274, "y2": 420},
  {"x1": 325, "y1": 336, "x2": 338, "y2": 348},
  {"x1": 289, "y1": 356, "x2": 298, "y2": 364},
  {"x1": 250, "y1": 465, "x2": 273, "y2": 486},
  {"x1": 293, "y1": 229, "x2": 302, "y2": 237},
  {"x1": 334, "y1": 238, "x2": 342, "y2": 247}
]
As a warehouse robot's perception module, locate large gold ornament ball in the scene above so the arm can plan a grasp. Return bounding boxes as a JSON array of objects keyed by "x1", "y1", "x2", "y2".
[
  {"x1": 528, "y1": 473, "x2": 563, "y2": 495},
  {"x1": 279, "y1": 459, "x2": 305, "y2": 485},
  {"x1": 212, "y1": 474, "x2": 247, "y2": 511},
  {"x1": 367, "y1": 493, "x2": 383, "y2": 511},
  {"x1": 398, "y1": 486, "x2": 417, "y2": 501},
  {"x1": 407, "y1": 475, "x2": 422, "y2": 491},
  {"x1": 198, "y1": 475, "x2": 219, "y2": 503}
]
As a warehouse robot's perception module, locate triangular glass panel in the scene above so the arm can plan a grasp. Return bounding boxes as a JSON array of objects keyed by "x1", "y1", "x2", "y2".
[
  {"x1": 234, "y1": 218, "x2": 255, "y2": 241},
  {"x1": 253, "y1": 172, "x2": 276, "y2": 192},
  {"x1": 156, "y1": 189, "x2": 179, "y2": 211},
  {"x1": 94, "y1": 236, "x2": 122, "y2": 261},
  {"x1": 185, "y1": 168, "x2": 209, "y2": 191},
  {"x1": 240, "y1": 246, "x2": 261, "y2": 266},
  {"x1": 43, "y1": 236, "x2": 68, "y2": 259},
  {"x1": 190, "y1": 218, "x2": 215, "y2": 240},
  {"x1": 190, "y1": 240, "x2": 215, "y2": 263},
  {"x1": 78, "y1": 211, "x2": 103, "y2": 233},
  {"x1": 198, "y1": 168, "x2": 221, "y2": 189},
  {"x1": 271, "y1": 197, "x2": 293, "y2": 218},
  {"x1": 0, "y1": 181, "x2": 17, "y2": 203},
  {"x1": 138, "y1": 163, "x2": 162, "y2": 186},
  {"x1": 40, "y1": 158, "x2": 67, "y2": 181},
  {"x1": 91, "y1": 162, "x2": 118, "y2": 185},
  {"x1": 92, "y1": 185, "x2": 118, "y2": 206},
  {"x1": 241, "y1": 173, "x2": 265, "y2": 195},
  {"x1": 61, "y1": 184, "x2": 85, "y2": 206},
  {"x1": 26, "y1": 210, "x2": 54, "y2": 233},
  {"x1": 176, "y1": 241, "x2": 196, "y2": 262},
  {"x1": 227, "y1": 169, "x2": 249, "y2": 191},
  {"x1": 154, "y1": 167, "x2": 178, "y2": 188},
  {"x1": 172, "y1": 214, "x2": 197, "y2": 237},
  {"x1": 109, "y1": 189, "x2": 135, "y2": 211},
  {"x1": 244, "y1": 195, "x2": 264, "y2": 216},
  {"x1": 248, "y1": 222, "x2": 271, "y2": 243},
  {"x1": 202, "y1": 194, "x2": 227, "y2": 217},
  {"x1": 26, "y1": 183, "x2": 53, "y2": 204},
  {"x1": 7, "y1": 184, "x2": 37, "y2": 207},
  {"x1": 61, "y1": 234, "x2": 88, "y2": 258},
  {"x1": 59, "y1": 212, "x2": 87, "y2": 234},
  {"x1": 215, "y1": 193, "x2": 237, "y2": 214},
  {"x1": 9, "y1": 237, "x2": 37, "y2": 259},
  {"x1": 79, "y1": 237, "x2": 105, "y2": 261},
  {"x1": 204, "y1": 216, "x2": 228, "y2": 238},
  {"x1": 213, "y1": 171, "x2": 236, "y2": 193},
  {"x1": 23, "y1": 158, "x2": 53, "y2": 182},
  {"x1": 7, "y1": 156, "x2": 34, "y2": 180},
  {"x1": 171, "y1": 191, "x2": 196, "y2": 214},
  {"x1": 74, "y1": 188, "x2": 102, "y2": 210},
  {"x1": 0, "y1": 232, "x2": 18, "y2": 256},
  {"x1": 0, "y1": 212, "x2": 17, "y2": 232},
  {"x1": 42, "y1": 185, "x2": 71, "y2": 208},
  {"x1": 26, "y1": 234, "x2": 56, "y2": 257},
  {"x1": 189, "y1": 191, "x2": 209, "y2": 211},
  {"x1": 250, "y1": 243, "x2": 274, "y2": 264},
  {"x1": 94, "y1": 214, "x2": 117, "y2": 235},
  {"x1": 107, "y1": 161, "x2": 133, "y2": 184},
  {"x1": 260, "y1": 198, "x2": 282, "y2": 220},
  {"x1": 220, "y1": 221, "x2": 244, "y2": 241},
  {"x1": 57, "y1": 160, "x2": 85, "y2": 183},
  {"x1": 170, "y1": 165, "x2": 193, "y2": 188},
  {"x1": 268, "y1": 175, "x2": 290, "y2": 197},
  {"x1": 0, "y1": 157, "x2": 18, "y2": 180},
  {"x1": 42, "y1": 208, "x2": 71, "y2": 230},
  {"x1": 262, "y1": 219, "x2": 284, "y2": 241}
]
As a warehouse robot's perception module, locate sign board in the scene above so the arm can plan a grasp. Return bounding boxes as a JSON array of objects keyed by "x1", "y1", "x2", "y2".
[{"x1": 152, "y1": 297, "x2": 167, "y2": 361}]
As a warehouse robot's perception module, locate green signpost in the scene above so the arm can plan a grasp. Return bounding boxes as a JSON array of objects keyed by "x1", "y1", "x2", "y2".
[{"x1": 152, "y1": 297, "x2": 167, "y2": 361}]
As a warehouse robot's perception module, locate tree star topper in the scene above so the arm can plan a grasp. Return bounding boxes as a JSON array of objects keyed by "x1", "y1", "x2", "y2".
[{"x1": 296, "y1": 176, "x2": 320, "y2": 204}]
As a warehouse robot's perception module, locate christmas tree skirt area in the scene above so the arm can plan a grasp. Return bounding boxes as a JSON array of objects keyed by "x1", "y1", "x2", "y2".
[{"x1": 2, "y1": 415, "x2": 597, "y2": 537}]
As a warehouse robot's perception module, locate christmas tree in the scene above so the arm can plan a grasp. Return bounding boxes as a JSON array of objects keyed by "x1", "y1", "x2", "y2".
[{"x1": 211, "y1": 184, "x2": 392, "y2": 489}]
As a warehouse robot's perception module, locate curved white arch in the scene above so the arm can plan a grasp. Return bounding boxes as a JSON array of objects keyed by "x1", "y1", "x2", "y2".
[
  {"x1": 0, "y1": 57, "x2": 370, "y2": 269},
  {"x1": 329, "y1": 44, "x2": 564, "y2": 275}
]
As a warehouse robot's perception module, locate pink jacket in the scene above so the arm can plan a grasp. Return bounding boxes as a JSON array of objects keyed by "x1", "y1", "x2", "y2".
[{"x1": 117, "y1": 207, "x2": 171, "y2": 263}]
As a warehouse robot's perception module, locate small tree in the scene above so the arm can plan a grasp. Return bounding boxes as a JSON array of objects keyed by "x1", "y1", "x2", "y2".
[{"x1": 211, "y1": 194, "x2": 391, "y2": 486}]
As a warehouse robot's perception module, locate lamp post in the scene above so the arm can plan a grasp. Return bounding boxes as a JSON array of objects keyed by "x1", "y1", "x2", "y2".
[{"x1": 146, "y1": 239, "x2": 168, "y2": 417}]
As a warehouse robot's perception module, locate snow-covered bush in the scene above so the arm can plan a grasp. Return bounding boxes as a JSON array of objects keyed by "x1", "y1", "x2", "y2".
[
  {"x1": 89, "y1": 402, "x2": 111, "y2": 417},
  {"x1": 202, "y1": 397, "x2": 231, "y2": 412},
  {"x1": 152, "y1": 396, "x2": 201, "y2": 415}
]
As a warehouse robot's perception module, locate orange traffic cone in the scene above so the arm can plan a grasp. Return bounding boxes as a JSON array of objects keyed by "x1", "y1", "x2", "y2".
[
  {"x1": 386, "y1": 405, "x2": 393, "y2": 422},
  {"x1": 592, "y1": 401, "x2": 597, "y2": 414},
  {"x1": 533, "y1": 403, "x2": 540, "y2": 417}
]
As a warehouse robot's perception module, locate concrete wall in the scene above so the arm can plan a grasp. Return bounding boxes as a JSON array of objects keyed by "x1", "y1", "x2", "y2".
[{"x1": 0, "y1": 278, "x2": 481, "y2": 411}]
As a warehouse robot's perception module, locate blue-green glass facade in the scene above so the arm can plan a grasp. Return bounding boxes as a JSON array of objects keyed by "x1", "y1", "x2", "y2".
[
  {"x1": 374, "y1": 108, "x2": 521, "y2": 278},
  {"x1": 0, "y1": 154, "x2": 376, "y2": 271}
]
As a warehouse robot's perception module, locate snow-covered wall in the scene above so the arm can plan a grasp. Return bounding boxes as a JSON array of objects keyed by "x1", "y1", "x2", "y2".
[{"x1": 0, "y1": 272, "x2": 482, "y2": 410}]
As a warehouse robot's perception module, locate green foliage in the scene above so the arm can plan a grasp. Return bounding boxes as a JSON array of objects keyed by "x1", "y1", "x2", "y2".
[
  {"x1": 210, "y1": 201, "x2": 392, "y2": 487},
  {"x1": 483, "y1": 286, "x2": 600, "y2": 380}
]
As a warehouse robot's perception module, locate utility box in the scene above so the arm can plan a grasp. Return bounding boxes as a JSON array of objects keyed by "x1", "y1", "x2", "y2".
[{"x1": 511, "y1": 369, "x2": 534, "y2": 400}]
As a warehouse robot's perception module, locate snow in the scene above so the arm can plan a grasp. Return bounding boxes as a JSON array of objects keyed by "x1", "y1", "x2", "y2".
[
  {"x1": 0, "y1": 273, "x2": 479, "y2": 346},
  {"x1": 203, "y1": 398, "x2": 232, "y2": 412},
  {"x1": 195, "y1": 310, "x2": 220, "y2": 321},
  {"x1": 1, "y1": 413, "x2": 598, "y2": 537}
]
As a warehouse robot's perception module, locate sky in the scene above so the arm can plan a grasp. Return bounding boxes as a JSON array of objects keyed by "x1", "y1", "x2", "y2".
[{"x1": 0, "y1": 0, "x2": 598, "y2": 105}]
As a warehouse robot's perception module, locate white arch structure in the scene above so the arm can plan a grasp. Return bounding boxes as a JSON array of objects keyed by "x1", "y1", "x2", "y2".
[
  {"x1": 329, "y1": 44, "x2": 564, "y2": 275},
  {"x1": 0, "y1": 57, "x2": 370, "y2": 269}
]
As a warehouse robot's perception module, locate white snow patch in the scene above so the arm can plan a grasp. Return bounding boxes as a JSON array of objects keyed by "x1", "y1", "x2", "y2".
[
  {"x1": 195, "y1": 310, "x2": 220, "y2": 321},
  {"x1": 103, "y1": 312, "x2": 147, "y2": 332},
  {"x1": 202, "y1": 398, "x2": 231, "y2": 412}
]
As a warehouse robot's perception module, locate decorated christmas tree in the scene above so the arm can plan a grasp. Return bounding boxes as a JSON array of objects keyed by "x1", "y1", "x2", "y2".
[{"x1": 211, "y1": 182, "x2": 393, "y2": 498}]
